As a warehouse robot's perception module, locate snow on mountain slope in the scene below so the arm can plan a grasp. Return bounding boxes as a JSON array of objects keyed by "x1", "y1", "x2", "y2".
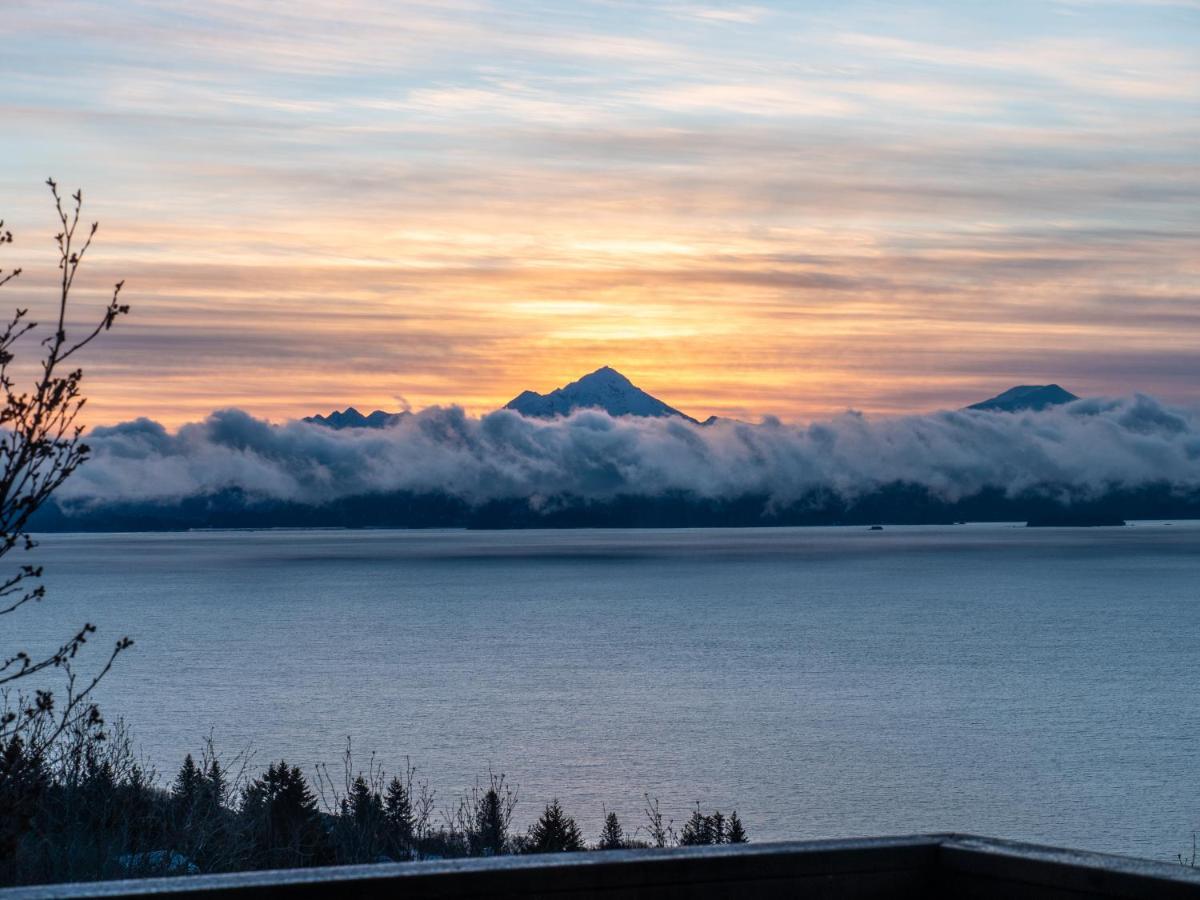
[
  {"x1": 504, "y1": 366, "x2": 695, "y2": 421},
  {"x1": 968, "y1": 384, "x2": 1078, "y2": 413}
]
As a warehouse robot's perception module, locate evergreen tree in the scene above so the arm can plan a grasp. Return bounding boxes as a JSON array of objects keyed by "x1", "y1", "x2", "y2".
[
  {"x1": 384, "y1": 776, "x2": 415, "y2": 852},
  {"x1": 241, "y1": 760, "x2": 330, "y2": 868},
  {"x1": 172, "y1": 754, "x2": 201, "y2": 810},
  {"x1": 472, "y1": 788, "x2": 508, "y2": 856},
  {"x1": 597, "y1": 811, "x2": 624, "y2": 850},
  {"x1": 680, "y1": 806, "x2": 713, "y2": 846},
  {"x1": 527, "y1": 799, "x2": 583, "y2": 853},
  {"x1": 680, "y1": 806, "x2": 733, "y2": 845},
  {"x1": 727, "y1": 812, "x2": 748, "y2": 844},
  {"x1": 80, "y1": 754, "x2": 119, "y2": 836},
  {"x1": 205, "y1": 758, "x2": 226, "y2": 810},
  {"x1": 346, "y1": 775, "x2": 382, "y2": 828},
  {"x1": 334, "y1": 774, "x2": 384, "y2": 863},
  {"x1": 172, "y1": 752, "x2": 204, "y2": 856},
  {"x1": 186, "y1": 755, "x2": 232, "y2": 870},
  {"x1": 0, "y1": 737, "x2": 45, "y2": 863},
  {"x1": 710, "y1": 811, "x2": 726, "y2": 845},
  {"x1": 119, "y1": 764, "x2": 158, "y2": 854}
]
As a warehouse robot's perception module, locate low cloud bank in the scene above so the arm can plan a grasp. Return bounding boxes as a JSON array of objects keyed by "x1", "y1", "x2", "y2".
[{"x1": 59, "y1": 395, "x2": 1200, "y2": 515}]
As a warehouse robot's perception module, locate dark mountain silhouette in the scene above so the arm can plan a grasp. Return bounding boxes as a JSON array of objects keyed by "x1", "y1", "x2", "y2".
[
  {"x1": 32, "y1": 481, "x2": 1199, "y2": 532},
  {"x1": 968, "y1": 384, "x2": 1078, "y2": 412},
  {"x1": 504, "y1": 366, "x2": 696, "y2": 421},
  {"x1": 310, "y1": 376, "x2": 1082, "y2": 426},
  {"x1": 303, "y1": 407, "x2": 408, "y2": 429}
]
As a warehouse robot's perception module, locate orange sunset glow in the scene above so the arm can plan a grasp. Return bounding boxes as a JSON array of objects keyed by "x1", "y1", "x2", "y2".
[
  {"x1": 2, "y1": 1, "x2": 1197, "y2": 427},
  {"x1": 7, "y1": 4, "x2": 1200, "y2": 887}
]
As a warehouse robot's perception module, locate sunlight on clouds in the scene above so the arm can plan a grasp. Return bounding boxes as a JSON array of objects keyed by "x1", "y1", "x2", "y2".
[
  {"x1": 0, "y1": 0, "x2": 1196, "y2": 427},
  {"x1": 510, "y1": 301, "x2": 622, "y2": 316},
  {"x1": 634, "y1": 82, "x2": 862, "y2": 117}
]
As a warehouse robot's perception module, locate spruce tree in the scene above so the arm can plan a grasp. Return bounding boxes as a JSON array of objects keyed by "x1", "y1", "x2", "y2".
[
  {"x1": 597, "y1": 811, "x2": 624, "y2": 850},
  {"x1": 172, "y1": 754, "x2": 201, "y2": 814},
  {"x1": 241, "y1": 760, "x2": 329, "y2": 868},
  {"x1": 191, "y1": 756, "x2": 231, "y2": 869},
  {"x1": 528, "y1": 799, "x2": 584, "y2": 853},
  {"x1": 121, "y1": 764, "x2": 157, "y2": 852},
  {"x1": 384, "y1": 776, "x2": 415, "y2": 852},
  {"x1": 680, "y1": 806, "x2": 713, "y2": 846},
  {"x1": 727, "y1": 812, "x2": 748, "y2": 844},
  {"x1": 680, "y1": 806, "x2": 739, "y2": 845},
  {"x1": 473, "y1": 788, "x2": 508, "y2": 856},
  {"x1": 710, "y1": 811, "x2": 726, "y2": 844},
  {"x1": 335, "y1": 774, "x2": 384, "y2": 863},
  {"x1": 347, "y1": 775, "x2": 382, "y2": 827},
  {"x1": 205, "y1": 758, "x2": 226, "y2": 809}
]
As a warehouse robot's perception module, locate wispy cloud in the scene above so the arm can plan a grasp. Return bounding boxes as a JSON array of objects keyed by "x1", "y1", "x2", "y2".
[{"x1": 0, "y1": 0, "x2": 1195, "y2": 426}]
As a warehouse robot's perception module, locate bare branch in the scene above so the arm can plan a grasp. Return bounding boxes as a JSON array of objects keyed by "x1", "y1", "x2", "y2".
[{"x1": 0, "y1": 181, "x2": 131, "y2": 775}]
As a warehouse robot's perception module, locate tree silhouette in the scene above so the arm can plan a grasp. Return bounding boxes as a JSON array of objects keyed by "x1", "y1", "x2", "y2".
[
  {"x1": 203, "y1": 758, "x2": 227, "y2": 814},
  {"x1": 346, "y1": 775, "x2": 382, "y2": 828},
  {"x1": 474, "y1": 788, "x2": 507, "y2": 856},
  {"x1": 0, "y1": 736, "x2": 45, "y2": 865},
  {"x1": 597, "y1": 811, "x2": 624, "y2": 850},
  {"x1": 384, "y1": 775, "x2": 414, "y2": 854},
  {"x1": 334, "y1": 773, "x2": 385, "y2": 862},
  {"x1": 680, "y1": 807, "x2": 711, "y2": 845},
  {"x1": 241, "y1": 761, "x2": 330, "y2": 868},
  {"x1": 681, "y1": 805, "x2": 744, "y2": 846},
  {"x1": 527, "y1": 799, "x2": 583, "y2": 854},
  {"x1": 727, "y1": 812, "x2": 748, "y2": 844},
  {"x1": 0, "y1": 180, "x2": 130, "y2": 862},
  {"x1": 172, "y1": 755, "x2": 201, "y2": 810},
  {"x1": 457, "y1": 772, "x2": 515, "y2": 857},
  {"x1": 642, "y1": 794, "x2": 674, "y2": 848}
]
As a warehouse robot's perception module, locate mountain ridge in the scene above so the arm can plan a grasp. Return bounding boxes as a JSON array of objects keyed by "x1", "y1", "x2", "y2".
[
  {"x1": 303, "y1": 407, "x2": 408, "y2": 430},
  {"x1": 302, "y1": 371, "x2": 1086, "y2": 428}
]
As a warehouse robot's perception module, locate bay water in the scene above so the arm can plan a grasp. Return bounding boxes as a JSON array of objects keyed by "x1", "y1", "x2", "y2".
[{"x1": 18, "y1": 523, "x2": 1200, "y2": 859}]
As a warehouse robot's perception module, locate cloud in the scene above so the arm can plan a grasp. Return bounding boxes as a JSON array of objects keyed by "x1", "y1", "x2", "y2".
[
  {"x1": 61, "y1": 396, "x2": 1200, "y2": 510},
  {"x1": 679, "y1": 6, "x2": 768, "y2": 25},
  {"x1": 2, "y1": 0, "x2": 1196, "y2": 430}
]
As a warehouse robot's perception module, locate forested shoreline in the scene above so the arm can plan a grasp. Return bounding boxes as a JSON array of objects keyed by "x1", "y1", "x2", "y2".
[{"x1": 1, "y1": 727, "x2": 746, "y2": 886}]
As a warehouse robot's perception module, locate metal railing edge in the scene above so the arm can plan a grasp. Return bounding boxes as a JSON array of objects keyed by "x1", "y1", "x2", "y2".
[
  {"x1": 938, "y1": 835, "x2": 1200, "y2": 895},
  {"x1": 0, "y1": 834, "x2": 944, "y2": 898},
  {"x1": 9, "y1": 833, "x2": 1200, "y2": 898}
]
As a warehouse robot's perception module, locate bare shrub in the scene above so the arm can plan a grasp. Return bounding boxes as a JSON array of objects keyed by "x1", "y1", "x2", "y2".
[{"x1": 0, "y1": 180, "x2": 130, "y2": 865}]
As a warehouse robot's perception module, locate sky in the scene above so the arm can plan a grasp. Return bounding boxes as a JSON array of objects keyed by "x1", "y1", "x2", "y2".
[{"x1": 1, "y1": 0, "x2": 1197, "y2": 428}]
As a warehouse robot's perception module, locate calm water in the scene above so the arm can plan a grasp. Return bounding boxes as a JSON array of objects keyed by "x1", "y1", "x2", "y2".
[{"x1": 16, "y1": 524, "x2": 1200, "y2": 859}]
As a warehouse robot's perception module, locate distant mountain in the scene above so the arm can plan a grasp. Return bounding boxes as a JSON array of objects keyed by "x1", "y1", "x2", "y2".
[
  {"x1": 505, "y1": 366, "x2": 696, "y2": 421},
  {"x1": 303, "y1": 407, "x2": 408, "y2": 429},
  {"x1": 968, "y1": 384, "x2": 1078, "y2": 413},
  {"x1": 34, "y1": 482, "x2": 1200, "y2": 532}
]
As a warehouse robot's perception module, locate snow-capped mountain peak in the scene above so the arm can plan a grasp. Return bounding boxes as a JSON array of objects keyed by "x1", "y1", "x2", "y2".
[
  {"x1": 967, "y1": 384, "x2": 1078, "y2": 413},
  {"x1": 504, "y1": 366, "x2": 695, "y2": 421}
]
